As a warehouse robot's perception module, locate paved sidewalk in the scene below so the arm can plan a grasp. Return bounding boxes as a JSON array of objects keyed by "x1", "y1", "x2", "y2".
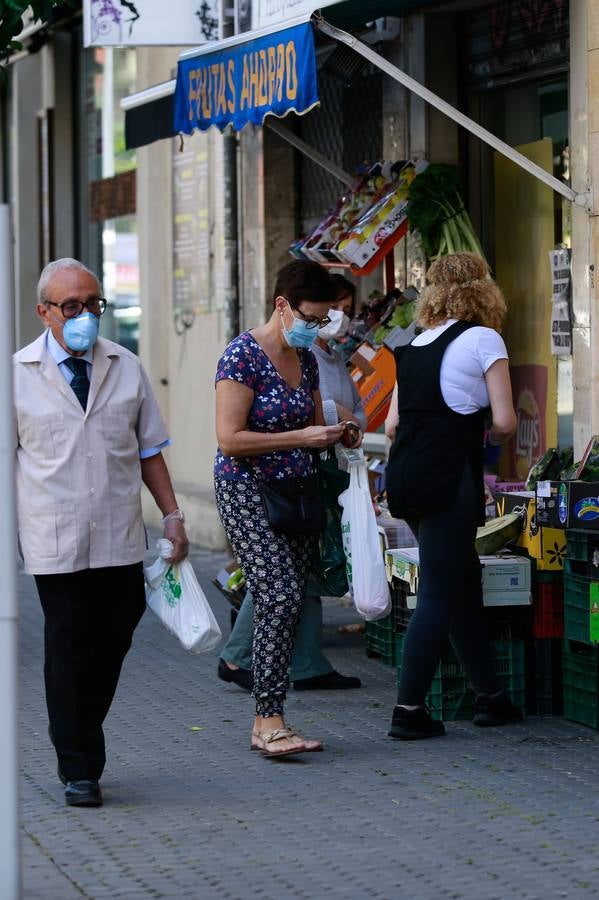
[{"x1": 19, "y1": 541, "x2": 599, "y2": 900}]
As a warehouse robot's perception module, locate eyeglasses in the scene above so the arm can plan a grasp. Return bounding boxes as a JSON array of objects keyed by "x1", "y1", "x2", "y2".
[
  {"x1": 292, "y1": 307, "x2": 331, "y2": 330},
  {"x1": 45, "y1": 298, "x2": 107, "y2": 319}
]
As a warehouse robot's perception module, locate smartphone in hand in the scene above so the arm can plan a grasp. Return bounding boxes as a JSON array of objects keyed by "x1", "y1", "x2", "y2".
[{"x1": 339, "y1": 420, "x2": 361, "y2": 448}]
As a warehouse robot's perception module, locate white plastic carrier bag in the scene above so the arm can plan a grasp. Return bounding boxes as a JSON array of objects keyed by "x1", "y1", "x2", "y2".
[
  {"x1": 144, "y1": 539, "x2": 222, "y2": 653},
  {"x1": 338, "y1": 453, "x2": 391, "y2": 621}
]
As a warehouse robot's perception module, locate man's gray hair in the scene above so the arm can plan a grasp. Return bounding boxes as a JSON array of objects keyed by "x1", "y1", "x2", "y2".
[{"x1": 37, "y1": 258, "x2": 100, "y2": 304}]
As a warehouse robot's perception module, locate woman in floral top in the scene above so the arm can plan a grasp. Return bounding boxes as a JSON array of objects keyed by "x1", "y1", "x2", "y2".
[{"x1": 214, "y1": 260, "x2": 344, "y2": 758}]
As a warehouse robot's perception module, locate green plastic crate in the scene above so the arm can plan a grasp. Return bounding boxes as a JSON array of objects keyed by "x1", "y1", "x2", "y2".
[
  {"x1": 563, "y1": 562, "x2": 598, "y2": 645},
  {"x1": 395, "y1": 634, "x2": 526, "y2": 721},
  {"x1": 562, "y1": 639, "x2": 599, "y2": 730},
  {"x1": 566, "y1": 529, "x2": 599, "y2": 564},
  {"x1": 365, "y1": 614, "x2": 397, "y2": 666}
]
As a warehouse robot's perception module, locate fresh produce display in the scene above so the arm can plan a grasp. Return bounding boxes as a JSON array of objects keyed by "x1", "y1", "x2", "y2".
[
  {"x1": 290, "y1": 160, "x2": 428, "y2": 273},
  {"x1": 525, "y1": 448, "x2": 559, "y2": 490},
  {"x1": 298, "y1": 161, "x2": 401, "y2": 264},
  {"x1": 574, "y1": 435, "x2": 599, "y2": 480},
  {"x1": 373, "y1": 298, "x2": 415, "y2": 345},
  {"x1": 335, "y1": 161, "x2": 425, "y2": 268},
  {"x1": 542, "y1": 446, "x2": 573, "y2": 480},
  {"x1": 406, "y1": 163, "x2": 485, "y2": 261},
  {"x1": 475, "y1": 513, "x2": 521, "y2": 555}
]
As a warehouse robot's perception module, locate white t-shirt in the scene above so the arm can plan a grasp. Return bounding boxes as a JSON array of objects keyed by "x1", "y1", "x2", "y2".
[{"x1": 411, "y1": 319, "x2": 508, "y2": 414}]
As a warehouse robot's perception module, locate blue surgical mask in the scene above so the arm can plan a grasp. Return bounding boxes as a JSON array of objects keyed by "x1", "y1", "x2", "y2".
[
  {"x1": 282, "y1": 303, "x2": 319, "y2": 349},
  {"x1": 63, "y1": 311, "x2": 99, "y2": 352}
]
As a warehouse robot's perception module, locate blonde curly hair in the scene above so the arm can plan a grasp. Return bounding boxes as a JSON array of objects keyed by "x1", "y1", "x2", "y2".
[{"x1": 415, "y1": 252, "x2": 506, "y2": 333}]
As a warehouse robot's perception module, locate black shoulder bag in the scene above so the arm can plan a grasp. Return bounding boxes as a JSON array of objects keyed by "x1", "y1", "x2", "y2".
[{"x1": 240, "y1": 454, "x2": 325, "y2": 536}]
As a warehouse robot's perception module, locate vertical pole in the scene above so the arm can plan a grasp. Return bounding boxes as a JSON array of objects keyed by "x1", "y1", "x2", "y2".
[
  {"x1": 222, "y1": 14, "x2": 239, "y2": 343},
  {"x1": 223, "y1": 130, "x2": 239, "y2": 343},
  {"x1": 0, "y1": 204, "x2": 21, "y2": 899}
]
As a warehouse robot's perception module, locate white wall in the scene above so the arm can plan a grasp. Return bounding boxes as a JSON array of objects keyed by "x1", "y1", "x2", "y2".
[{"x1": 136, "y1": 48, "x2": 229, "y2": 549}]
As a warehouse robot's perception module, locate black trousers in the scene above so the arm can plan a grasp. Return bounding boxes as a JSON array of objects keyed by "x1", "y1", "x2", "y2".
[
  {"x1": 35, "y1": 563, "x2": 146, "y2": 781},
  {"x1": 396, "y1": 463, "x2": 501, "y2": 706}
]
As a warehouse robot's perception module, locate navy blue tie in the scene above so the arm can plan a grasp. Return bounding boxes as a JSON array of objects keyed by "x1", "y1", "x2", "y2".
[{"x1": 64, "y1": 357, "x2": 90, "y2": 410}]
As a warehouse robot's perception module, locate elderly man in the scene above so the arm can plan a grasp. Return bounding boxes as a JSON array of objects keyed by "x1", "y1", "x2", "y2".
[{"x1": 14, "y1": 258, "x2": 188, "y2": 808}]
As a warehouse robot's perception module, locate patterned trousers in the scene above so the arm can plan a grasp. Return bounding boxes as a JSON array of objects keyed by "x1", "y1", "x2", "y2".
[{"x1": 214, "y1": 476, "x2": 314, "y2": 717}]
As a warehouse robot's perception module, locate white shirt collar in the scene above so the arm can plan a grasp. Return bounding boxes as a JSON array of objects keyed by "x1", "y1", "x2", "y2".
[{"x1": 46, "y1": 329, "x2": 94, "y2": 367}]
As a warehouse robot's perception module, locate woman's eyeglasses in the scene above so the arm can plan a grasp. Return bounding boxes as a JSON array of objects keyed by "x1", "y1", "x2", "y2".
[
  {"x1": 294, "y1": 309, "x2": 331, "y2": 329},
  {"x1": 45, "y1": 298, "x2": 107, "y2": 319}
]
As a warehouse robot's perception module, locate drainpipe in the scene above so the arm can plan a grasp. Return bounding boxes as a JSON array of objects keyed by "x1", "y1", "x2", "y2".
[
  {"x1": 222, "y1": 17, "x2": 239, "y2": 343},
  {"x1": 0, "y1": 203, "x2": 20, "y2": 900}
]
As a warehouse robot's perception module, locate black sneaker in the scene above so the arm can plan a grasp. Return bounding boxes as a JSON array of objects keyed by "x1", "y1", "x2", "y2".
[
  {"x1": 388, "y1": 705, "x2": 446, "y2": 741},
  {"x1": 217, "y1": 658, "x2": 253, "y2": 692},
  {"x1": 473, "y1": 690, "x2": 524, "y2": 727}
]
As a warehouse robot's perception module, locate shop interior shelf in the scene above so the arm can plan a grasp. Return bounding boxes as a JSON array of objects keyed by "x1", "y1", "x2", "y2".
[
  {"x1": 395, "y1": 633, "x2": 526, "y2": 722},
  {"x1": 562, "y1": 639, "x2": 599, "y2": 730}
]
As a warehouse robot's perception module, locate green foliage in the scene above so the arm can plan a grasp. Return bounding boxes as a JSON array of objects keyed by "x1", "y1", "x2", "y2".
[
  {"x1": 406, "y1": 163, "x2": 486, "y2": 261},
  {"x1": 0, "y1": 0, "x2": 74, "y2": 60}
]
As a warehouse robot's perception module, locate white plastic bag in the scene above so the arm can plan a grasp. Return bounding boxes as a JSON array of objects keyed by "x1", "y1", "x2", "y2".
[
  {"x1": 338, "y1": 455, "x2": 391, "y2": 621},
  {"x1": 144, "y1": 539, "x2": 222, "y2": 653}
]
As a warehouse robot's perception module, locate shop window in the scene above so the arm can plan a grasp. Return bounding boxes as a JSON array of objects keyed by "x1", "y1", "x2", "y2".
[
  {"x1": 299, "y1": 65, "x2": 383, "y2": 229},
  {"x1": 80, "y1": 46, "x2": 140, "y2": 354}
]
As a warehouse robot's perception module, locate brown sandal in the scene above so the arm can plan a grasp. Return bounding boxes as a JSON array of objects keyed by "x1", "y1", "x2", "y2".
[{"x1": 251, "y1": 725, "x2": 323, "y2": 756}]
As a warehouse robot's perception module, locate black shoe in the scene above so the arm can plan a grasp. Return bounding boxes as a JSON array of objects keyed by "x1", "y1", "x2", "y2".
[
  {"x1": 293, "y1": 670, "x2": 362, "y2": 691},
  {"x1": 64, "y1": 780, "x2": 102, "y2": 808},
  {"x1": 473, "y1": 690, "x2": 524, "y2": 727},
  {"x1": 217, "y1": 658, "x2": 253, "y2": 692},
  {"x1": 388, "y1": 705, "x2": 446, "y2": 741}
]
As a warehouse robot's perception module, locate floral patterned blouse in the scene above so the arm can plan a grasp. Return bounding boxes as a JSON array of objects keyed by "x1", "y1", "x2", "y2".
[{"x1": 214, "y1": 331, "x2": 319, "y2": 482}]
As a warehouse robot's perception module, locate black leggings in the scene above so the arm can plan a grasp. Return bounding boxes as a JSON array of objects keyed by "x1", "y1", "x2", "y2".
[{"x1": 396, "y1": 463, "x2": 501, "y2": 706}]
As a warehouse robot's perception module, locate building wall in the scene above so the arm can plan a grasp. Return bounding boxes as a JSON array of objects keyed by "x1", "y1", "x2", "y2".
[
  {"x1": 10, "y1": 52, "x2": 43, "y2": 348},
  {"x1": 570, "y1": 0, "x2": 596, "y2": 459},
  {"x1": 136, "y1": 48, "x2": 230, "y2": 549}
]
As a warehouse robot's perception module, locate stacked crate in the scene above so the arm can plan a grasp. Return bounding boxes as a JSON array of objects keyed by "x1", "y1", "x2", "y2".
[
  {"x1": 562, "y1": 530, "x2": 599, "y2": 729},
  {"x1": 526, "y1": 569, "x2": 564, "y2": 716},
  {"x1": 493, "y1": 490, "x2": 566, "y2": 716},
  {"x1": 385, "y1": 548, "x2": 528, "y2": 721}
]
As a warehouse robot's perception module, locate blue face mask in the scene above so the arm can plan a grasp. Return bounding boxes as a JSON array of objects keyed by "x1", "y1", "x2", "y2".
[
  {"x1": 282, "y1": 304, "x2": 319, "y2": 349},
  {"x1": 63, "y1": 311, "x2": 100, "y2": 352}
]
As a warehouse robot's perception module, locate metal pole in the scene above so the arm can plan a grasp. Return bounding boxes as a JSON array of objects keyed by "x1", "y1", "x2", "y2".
[
  {"x1": 315, "y1": 17, "x2": 592, "y2": 211},
  {"x1": 0, "y1": 204, "x2": 21, "y2": 899},
  {"x1": 222, "y1": 11, "x2": 239, "y2": 343}
]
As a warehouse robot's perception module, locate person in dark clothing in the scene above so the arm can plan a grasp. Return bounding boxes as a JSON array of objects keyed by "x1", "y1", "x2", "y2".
[{"x1": 384, "y1": 252, "x2": 520, "y2": 740}]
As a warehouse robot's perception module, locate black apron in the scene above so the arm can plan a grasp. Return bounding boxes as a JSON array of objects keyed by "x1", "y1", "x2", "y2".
[{"x1": 386, "y1": 321, "x2": 488, "y2": 525}]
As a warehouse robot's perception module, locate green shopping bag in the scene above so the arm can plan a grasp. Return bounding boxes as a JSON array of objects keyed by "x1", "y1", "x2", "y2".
[{"x1": 307, "y1": 453, "x2": 350, "y2": 597}]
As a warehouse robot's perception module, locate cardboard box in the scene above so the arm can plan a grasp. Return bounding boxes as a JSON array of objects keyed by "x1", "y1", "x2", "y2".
[
  {"x1": 350, "y1": 344, "x2": 396, "y2": 429},
  {"x1": 384, "y1": 548, "x2": 532, "y2": 607},
  {"x1": 495, "y1": 491, "x2": 567, "y2": 570},
  {"x1": 536, "y1": 480, "x2": 599, "y2": 531}
]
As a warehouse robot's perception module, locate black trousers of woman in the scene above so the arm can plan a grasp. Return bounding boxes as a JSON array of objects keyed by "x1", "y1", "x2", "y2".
[{"x1": 396, "y1": 463, "x2": 501, "y2": 706}]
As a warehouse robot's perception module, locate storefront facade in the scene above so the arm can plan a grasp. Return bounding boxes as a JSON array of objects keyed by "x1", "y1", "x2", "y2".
[{"x1": 2, "y1": 1, "x2": 597, "y2": 550}]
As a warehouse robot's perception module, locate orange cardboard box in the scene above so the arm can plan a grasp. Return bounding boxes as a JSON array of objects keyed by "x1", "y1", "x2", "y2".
[{"x1": 351, "y1": 344, "x2": 396, "y2": 429}]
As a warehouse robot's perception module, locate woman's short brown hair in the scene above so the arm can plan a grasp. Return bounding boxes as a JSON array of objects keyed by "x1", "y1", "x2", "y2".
[
  {"x1": 272, "y1": 260, "x2": 337, "y2": 309},
  {"x1": 415, "y1": 252, "x2": 507, "y2": 333}
]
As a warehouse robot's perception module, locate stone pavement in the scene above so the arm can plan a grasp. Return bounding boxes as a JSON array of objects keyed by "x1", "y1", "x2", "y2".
[{"x1": 19, "y1": 540, "x2": 599, "y2": 900}]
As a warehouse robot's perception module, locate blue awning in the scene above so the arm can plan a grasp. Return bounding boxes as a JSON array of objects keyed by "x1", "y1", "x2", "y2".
[{"x1": 174, "y1": 20, "x2": 319, "y2": 135}]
